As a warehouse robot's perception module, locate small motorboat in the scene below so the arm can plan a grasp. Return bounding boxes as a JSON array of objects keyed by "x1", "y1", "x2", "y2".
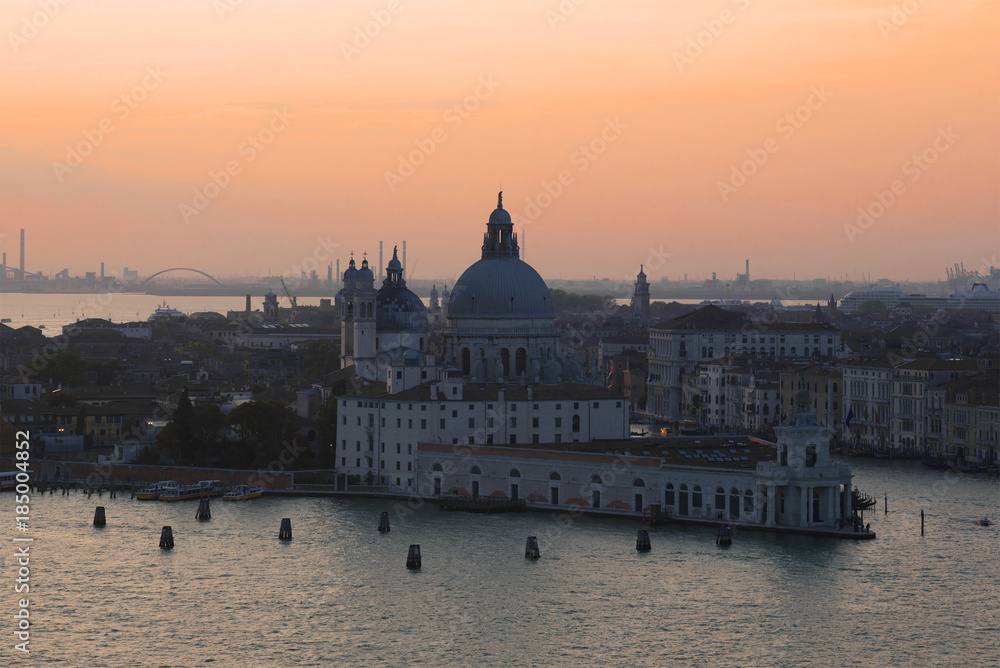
[
  {"x1": 977, "y1": 517, "x2": 991, "y2": 526},
  {"x1": 223, "y1": 484, "x2": 263, "y2": 501}
]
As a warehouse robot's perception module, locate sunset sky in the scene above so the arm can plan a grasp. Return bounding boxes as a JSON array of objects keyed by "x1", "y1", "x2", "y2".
[{"x1": 1, "y1": 0, "x2": 997, "y2": 285}]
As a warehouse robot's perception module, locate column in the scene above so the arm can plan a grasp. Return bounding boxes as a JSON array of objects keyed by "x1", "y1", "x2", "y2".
[
  {"x1": 800, "y1": 485, "x2": 809, "y2": 527},
  {"x1": 827, "y1": 486, "x2": 837, "y2": 525},
  {"x1": 766, "y1": 484, "x2": 776, "y2": 526}
]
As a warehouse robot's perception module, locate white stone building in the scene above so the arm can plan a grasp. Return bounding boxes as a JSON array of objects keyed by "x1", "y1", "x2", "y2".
[
  {"x1": 417, "y1": 392, "x2": 855, "y2": 532},
  {"x1": 335, "y1": 373, "x2": 628, "y2": 487}
]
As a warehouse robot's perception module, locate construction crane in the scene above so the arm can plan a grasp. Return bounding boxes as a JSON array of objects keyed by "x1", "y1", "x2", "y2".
[{"x1": 280, "y1": 278, "x2": 297, "y2": 307}]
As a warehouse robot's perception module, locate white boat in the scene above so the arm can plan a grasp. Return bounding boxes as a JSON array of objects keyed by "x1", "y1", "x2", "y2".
[
  {"x1": 147, "y1": 301, "x2": 186, "y2": 321},
  {"x1": 136, "y1": 480, "x2": 180, "y2": 501},
  {"x1": 223, "y1": 484, "x2": 263, "y2": 501}
]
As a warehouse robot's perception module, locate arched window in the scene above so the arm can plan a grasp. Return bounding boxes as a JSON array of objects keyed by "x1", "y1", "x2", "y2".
[
  {"x1": 591, "y1": 474, "x2": 602, "y2": 484},
  {"x1": 715, "y1": 486, "x2": 726, "y2": 510},
  {"x1": 501, "y1": 348, "x2": 510, "y2": 376},
  {"x1": 549, "y1": 471, "x2": 561, "y2": 481},
  {"x1": 470, "y1": 466, "x2": 481, "y2": 475},
  {"x1": 780, "y1": 346, "x2": 785, "y2": 356},
  {"x1": 509, "y1": 469, "x2": 521, "y2": 478},
  {"x1": 692, "y1": 485, "x2": 703, "y2": 508},
  {"x1": 664, "y1": 483, "x2": 675, "y2": 505},
  {"x1": 730, "y1": 488, "x2": 740, "y2": 519},
  {"x1": 516, "y1": 348, "x2": 527, "y2": 375},
  {"x1": 632, "y1": 478, "x2": 645, "y2": 487},
  {"x1": 461, "y1": 348, "x2": 471, "y2": 375},
  {"x1": 432, "y1": 463, "x2": 443, "y2": 472},
  {"x1": 744, "y1": 489, "x2": 754, "y2": 512},
  {"x1": 572, "y1": 415, "x2": 580, "y2": 432},
  {"x1": 791, "y1": 347, "x2": 797, "y2": 356}
]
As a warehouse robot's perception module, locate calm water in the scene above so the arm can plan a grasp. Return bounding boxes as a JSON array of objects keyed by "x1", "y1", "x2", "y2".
[
  {"x1": 3, "y1": 461, "x2": 998, "y2": 667},
  {"x1": 0, "y1": 293, "x2": 820, "y2": 332}
]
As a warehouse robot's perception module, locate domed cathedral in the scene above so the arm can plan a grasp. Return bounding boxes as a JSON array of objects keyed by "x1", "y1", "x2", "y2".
[
  {"x1": 339, "y1": 247, "x2": 429, "y2": 381},
  {"x1": 444, "y1": 192, "x2": 580, "y2": 383}
]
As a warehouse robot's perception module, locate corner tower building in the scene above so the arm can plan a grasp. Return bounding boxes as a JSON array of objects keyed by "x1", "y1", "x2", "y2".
[{"x1": 444, "y1": 193, "x2": 578, "y2": 382}]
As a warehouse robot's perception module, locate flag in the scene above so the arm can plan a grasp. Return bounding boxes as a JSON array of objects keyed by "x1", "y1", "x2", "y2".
[
  {"x1": 845, "y1": 406, "x2": 854, "y2": 428},
  {"x1": 862, "y1": 407, "x2": 869, "y2": 425}
]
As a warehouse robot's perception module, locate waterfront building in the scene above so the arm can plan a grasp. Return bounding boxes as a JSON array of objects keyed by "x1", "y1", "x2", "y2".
[
  {"x1": 890, "y1": 359, "x2": 978, "y2": 453},
  {"x1": 841, "y1": 356, "x2": 901, "y2": 452},
  {"x1": 938, "y1": 372, "x2": 999, "y2": 465},
  {"x1": 646, "y1": 305, "x2": 842, "y2": 420},
  {"x1": 418, "y1": 389, "x2": 853, "y2": 530},
  {"x1": 334, "y1": 372, "x2": 627, "y2": 486}
]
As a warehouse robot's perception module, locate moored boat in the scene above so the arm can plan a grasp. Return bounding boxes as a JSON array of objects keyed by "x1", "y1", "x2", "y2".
[
  {"x1": 978, "y1": 517, "x2": 991, "y2": 527},
  {"x1": 223, "y1": 484, "x2": 263, "y2": 501},
  {"x1": 136, "y1": 480, "x2": 180, "y2": 501}
]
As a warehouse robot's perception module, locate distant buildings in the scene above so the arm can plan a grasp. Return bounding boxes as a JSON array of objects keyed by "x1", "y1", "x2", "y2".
[{"x1": 646, "y1": 305, "x2": 843, "y2": 421}]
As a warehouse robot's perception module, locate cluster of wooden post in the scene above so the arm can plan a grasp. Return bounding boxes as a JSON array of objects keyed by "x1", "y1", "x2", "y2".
[
  {"x1": 195, "y1": 499, "x2": 211, "y2": 521},
  {"x1": 279, "y1": 518, "x2": 293, "y2": 541}
]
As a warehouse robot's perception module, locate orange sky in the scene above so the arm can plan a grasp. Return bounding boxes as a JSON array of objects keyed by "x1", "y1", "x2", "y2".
[{"x1": 0, "y1": 0, "x2": 997, "y2": 285}]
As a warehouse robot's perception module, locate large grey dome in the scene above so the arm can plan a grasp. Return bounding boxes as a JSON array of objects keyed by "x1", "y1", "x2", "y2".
[{"x1": 448, "y1": 257, "x2": 553, "y2": 318}]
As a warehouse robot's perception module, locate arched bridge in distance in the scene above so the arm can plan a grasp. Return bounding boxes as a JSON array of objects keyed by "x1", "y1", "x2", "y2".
[{"x1": 139, "y1": 268, "x2": 223, "y2": 286}]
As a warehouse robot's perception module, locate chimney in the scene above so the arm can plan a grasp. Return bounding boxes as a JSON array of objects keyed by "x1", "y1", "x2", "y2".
[
  {"x1": 100, "y1": 262, "x2": 104, "y2": 280},
  {"x1": 245, "y1": 294, "x2": 251, "y2": 313},
  {"x1": 19, "y1": 228, "x2": 25, "y2": 278},
  {"x1": 527, "y1": 385, "x2": 533, "y2": 401}
]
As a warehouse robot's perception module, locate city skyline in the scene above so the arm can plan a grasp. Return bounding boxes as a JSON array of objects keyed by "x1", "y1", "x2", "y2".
[{"x1": 1, "y1": 0, "x2": 997, "y2": 282}]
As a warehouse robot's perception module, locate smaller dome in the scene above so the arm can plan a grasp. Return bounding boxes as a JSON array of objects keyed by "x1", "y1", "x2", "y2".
[
  {"x1": 430, "y1": 284, "x2": 438, "y2": 298},
  {"x1": 357, "y1": 259, "x2": 375, "y2": 284},
  {"x1": 343, "y1": 258, "x2": 358, "y2": 282},
  {"x1": 442, "y1": 284, "x2": 450, "y2": 298}
]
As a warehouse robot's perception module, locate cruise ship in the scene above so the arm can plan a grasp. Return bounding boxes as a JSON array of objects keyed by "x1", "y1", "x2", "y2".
[{"x1": 838, "y1": 283, "x2": 1000, "y2": 313}]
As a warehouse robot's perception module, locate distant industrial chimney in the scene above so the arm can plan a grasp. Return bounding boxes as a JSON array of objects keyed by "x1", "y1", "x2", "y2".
[
  {"x1": 245, "y1": 294, "x2": 251, "y2": 313},
  {"x1": 100, "y1": 262, "x2": 105, "y2": 280},
  {"x1": 746, "y1": 259, "x2": 750, "y2": 281},
  {"x1": 19, "y1": 229, "x2": 25, "y2": 278}
]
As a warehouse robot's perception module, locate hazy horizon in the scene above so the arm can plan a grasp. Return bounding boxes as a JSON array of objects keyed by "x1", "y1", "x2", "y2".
[{"x1": 2, "y1": 0, "x2": 997, "y2": 283}]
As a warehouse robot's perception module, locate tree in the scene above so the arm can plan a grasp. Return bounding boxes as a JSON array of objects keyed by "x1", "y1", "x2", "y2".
[
  {"x1": 226, "y1": 400, "x2": 297, "y2": 467},
  {"x1": 302, "y1": 340, "x2": 340, "y2": 378},
  {"x1": 171, "y1": 389, "x2": 196, "y2": 459},
  {"x1": 75, "y1": 405, "x2": 87, "y2": 436},
  {"x1": 36, "y1": 351, "x2": 87, "y2": 387}
]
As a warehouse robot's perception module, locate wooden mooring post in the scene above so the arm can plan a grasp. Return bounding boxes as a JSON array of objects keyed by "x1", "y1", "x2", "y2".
[
  {"x1": 636, "y1": 529, "x2": 651, "y2": 552},
  {"x1": 160, "y1": 526, "x2": 174, "y2": 550},
  {"x1": 524, "y1": 536, "x2": 540, "y2": 559},
  {"x1": 93, "y1": 506, "x2": 106, "y2": 527},
  {"x1": 378, "y1": 511, "x2": 390, "y2": 532},
  {"x1": 279, "y1": 518, "x2": 293, "y2": 541},
  {"x1": 195, "y1": 498, "x2": 211, "y2": 521},
  {"x1": 406, "y1": 544, "x2": 421, "y2": 570},
  {"x1": 921, "y1": 509, "x2": 925, "y2": 536}
]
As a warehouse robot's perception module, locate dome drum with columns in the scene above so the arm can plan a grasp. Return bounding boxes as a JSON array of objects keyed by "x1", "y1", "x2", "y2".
[{"x1": 443, "y1": 192, "x2": 578, "y2": 383}]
